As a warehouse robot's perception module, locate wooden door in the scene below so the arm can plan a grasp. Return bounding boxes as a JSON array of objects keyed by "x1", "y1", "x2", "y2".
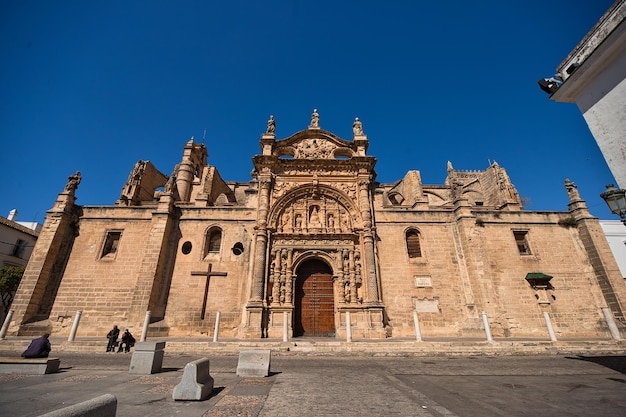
[{"x1": 294, "y1": 260, "x2": 335, "y2": 337}]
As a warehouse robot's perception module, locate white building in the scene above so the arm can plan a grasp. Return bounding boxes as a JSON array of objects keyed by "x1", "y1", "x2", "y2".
[
  {"x1": 550, "y1": 0, "x2": 626, "y2": 188},
  {"x1": 601, "y1": 220, "x2": 626, "y2": 282},
  {"x1": 0, "y1": 210, "x2": 40, "y2": 269}
]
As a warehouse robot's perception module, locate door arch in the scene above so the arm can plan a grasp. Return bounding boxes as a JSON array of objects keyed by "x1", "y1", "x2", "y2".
[{"x1": 293, "y1": 259, "x2": 335, "y2": 337}]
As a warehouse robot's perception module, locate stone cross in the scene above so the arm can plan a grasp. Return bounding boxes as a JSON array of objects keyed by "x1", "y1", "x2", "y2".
[{"x1": 191, "y1": 264, "x2": 228, "y2": 320}]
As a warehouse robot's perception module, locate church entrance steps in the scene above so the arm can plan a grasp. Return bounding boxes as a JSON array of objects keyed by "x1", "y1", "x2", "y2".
[{"x1": 1, "y1": 336, "x2": 624, "y2": 356}]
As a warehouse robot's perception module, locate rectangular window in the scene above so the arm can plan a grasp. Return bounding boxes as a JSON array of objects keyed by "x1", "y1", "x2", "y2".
[
  {"x1": 513, "y1": 230, "x2": 531, "y2": 255},
  {"x1": 11, "y1": 239, "x2": 27, "y2": 258},
  {"x1": 101, "y1": 231, "x2": 122, "y2": 258}
]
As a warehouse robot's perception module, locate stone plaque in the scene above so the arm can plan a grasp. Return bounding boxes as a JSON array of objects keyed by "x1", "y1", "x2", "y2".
[{"x1": 415, "y1": 276, "x2": 432, "y2": 288}]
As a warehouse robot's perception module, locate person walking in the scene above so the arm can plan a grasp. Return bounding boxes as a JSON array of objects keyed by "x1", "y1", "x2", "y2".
[
  {"x1": 22, "y1": 333, "x2": 51, "y2": 358},
  {"x1": 106, "y1": 325, "x2": 120, "y2": 352}
]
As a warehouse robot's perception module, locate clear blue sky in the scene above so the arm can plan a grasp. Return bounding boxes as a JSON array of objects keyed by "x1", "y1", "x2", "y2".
[{"x1": 0, "y1": 0, "x2": 618, "y2": 224}]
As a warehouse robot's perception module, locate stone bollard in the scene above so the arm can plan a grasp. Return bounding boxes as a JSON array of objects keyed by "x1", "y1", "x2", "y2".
[
  {"x1": 129, "y1": 341, "x2": 165, "y2": 374},
  {"x1": 0, "y1": 310, "x2": 14, "y2": 340},
  {"x1": 413, "y1": 310, "x2": 422, "y2": 342},
  {"x1": 602, "y1": 307, "x2": 621, "y2": 341},
  {"x1": 36, "y1": 394, "x2": 117, "y2": 417},
  {"x1": 172, "y1": 358, "x2": 214, "y2": 401},
  {"x1": 140, "y1": 310, "x2": 151, "y2": 342},
  {"x1": 481, "y1": 311, "x2": 493, "y2": 342},
  {"x1": 236, "y1": 350, "x2": 271, "y2": 377},
  {"x1": 213, "y1": 311, "x2": 221, "y2": 342},
  {"x1": 68, "y1": 310, "x2": 82, "y2": 342},
  {"x1": 345, "y1": 311, "x2": 352, "y2": 343},
  {"x1": 543, "y1": 311, "x2": 557, "y2": 341}
]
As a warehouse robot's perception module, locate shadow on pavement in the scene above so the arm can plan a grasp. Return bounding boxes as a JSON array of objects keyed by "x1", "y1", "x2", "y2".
[{"x1": 566, "y1": 355, "x2": 626, "y2": 374}]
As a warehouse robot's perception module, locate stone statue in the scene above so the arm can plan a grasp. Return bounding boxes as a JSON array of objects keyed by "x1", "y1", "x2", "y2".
[
  {"x1": 266, "y1": 115, "x2": 275, "y2": 134},
  {"x1": 309, "y1": 206, "x2": 321, "y2": 225},
  {"x1": 564, "y1": 178, "x2": 581, "y2": 201},
  {"x1": 295, "y1": 214, "x2": 302, "y2": 228},
  {"x1": 352, "y1": 117, "x2": 363, "y2": 135},
  {"x1": 164, "y1": 174, "x2": 176, "y2": 193},
  {"x1": 327, "y1": 214, "x2": 335, "y2": 229},
  {"x1": 65, "y1": 171, "x2": 82, "y2": 193},
  {"x1": 310, "y1": 109, "x2": 320, "y2": 128}
]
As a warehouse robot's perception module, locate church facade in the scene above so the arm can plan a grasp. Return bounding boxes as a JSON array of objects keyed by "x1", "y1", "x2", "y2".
[{"x1": 8, "y1": 112, "x2": 626, "y2": 340}]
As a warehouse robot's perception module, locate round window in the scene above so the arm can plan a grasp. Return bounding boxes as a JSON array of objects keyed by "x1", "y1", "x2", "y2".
[
  {"x1": 232, "y1": 242, "x2": 244, "y2": 255},
  {"x1": 181, "y1": 241, "x2": 192, "y2": 255}
]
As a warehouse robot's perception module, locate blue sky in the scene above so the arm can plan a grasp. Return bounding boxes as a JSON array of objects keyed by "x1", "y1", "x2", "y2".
[{"x1": 0, "y1": 0, "x2": 618, "y2": 224}]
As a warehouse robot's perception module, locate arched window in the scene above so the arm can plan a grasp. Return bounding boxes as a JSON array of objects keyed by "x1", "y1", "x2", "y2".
[
  {"x1": 406, "y1": 229, "x2": 422, "y2": 258},
  {"x1": 205, "y1": 227, "x2": 222, "y2": 256}
]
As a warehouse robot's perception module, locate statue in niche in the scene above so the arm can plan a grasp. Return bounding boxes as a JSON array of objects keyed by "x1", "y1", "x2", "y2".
[
  {"x1": 309, "y1": 206, "x2": 321, "y2": 226},
  {"x1": 266, "y1": 115, "x2": 275, "y2": 134},
  {"x1": 310, "y1": 108, "x2": 320, "y2": 128},
  {"x1": 295, "y1": 214, "x2": 302, "y2": 229},
  {"x1": 327, "y1": 214, "x2": 335, "y2": 229},
  {"x1": 65, "y1": 171, "x2": 82, "y2": 193},
  {"x1": 352, "y1": 117, "x2": 363, "y2": 135},
  {"x1": 282, "y1": 212, "x2": 290, "y2": 230}
]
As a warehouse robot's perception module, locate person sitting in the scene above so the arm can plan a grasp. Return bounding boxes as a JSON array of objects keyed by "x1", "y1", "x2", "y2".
[
  {"x1": 118, "y1": 329, "x2": 136, "y2": 353},
  {"x1": 22, "y1": 333, "x2": 52, "y2": 358}
]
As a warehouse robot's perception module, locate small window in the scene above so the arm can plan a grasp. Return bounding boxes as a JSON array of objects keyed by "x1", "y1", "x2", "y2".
[
  {"x1": 11, "y1": 239, "x2": 27, "y2": 258},
  {"x1": 205, "y1": 227, "x2": 222, "y2": 255},
  {"x1": 406, "y1": 230, "x2": 422, "y2": 258},
  {"x1": 181, "y1": 241, "x2": 192, "y2": 255},
  {"x1": 232, "y1": 242, "x2": 244, "y2": 255},
  {"x1": 102, "y1": 231, "x2": 122, "y2": 257},
  {"x1": 513, "y1": 230, "x2": 531, "y2": 255}
]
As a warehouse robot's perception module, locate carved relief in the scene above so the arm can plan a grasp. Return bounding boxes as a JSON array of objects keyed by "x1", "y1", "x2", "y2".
[{"x1": 294, "y1": 139, "x2": 337, "y2": 159}]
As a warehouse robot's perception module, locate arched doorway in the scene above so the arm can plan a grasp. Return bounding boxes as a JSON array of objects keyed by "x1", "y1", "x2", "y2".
[{"x1": 293, "y1": 259, "x2": 335, "y2": 337}]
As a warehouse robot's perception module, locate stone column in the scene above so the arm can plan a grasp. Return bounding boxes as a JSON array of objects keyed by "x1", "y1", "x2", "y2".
[
  {"x1": 356, "y1": 180, "x2": 380, "y2": 305},
  {"x1": 249, "y1": 232, "x2": 268, "y2": 305},
  {"x1": 248, "y1": 177, "x2": 272, "y2": 306}
]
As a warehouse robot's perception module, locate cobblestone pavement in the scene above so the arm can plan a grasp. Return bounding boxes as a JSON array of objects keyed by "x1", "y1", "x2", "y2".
[{"x1": 1, "y1": 351, "x2": 625, "y2": 417}]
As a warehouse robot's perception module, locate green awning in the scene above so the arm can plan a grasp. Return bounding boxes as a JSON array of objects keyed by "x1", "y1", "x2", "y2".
[{"x1": 525, "y1": 272, "x2": 553, "y2": 288}]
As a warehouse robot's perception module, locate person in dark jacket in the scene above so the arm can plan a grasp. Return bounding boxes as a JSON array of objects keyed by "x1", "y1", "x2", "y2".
[
  {"x1": 117, "y1": 329, "x2": 135, "y2": 353},
  {"x1": 22, "y1": 333, "x2": 51, "y2": 358},
  {"x1": 106, "y1": 325, "x2": 120, "y2": 352}
]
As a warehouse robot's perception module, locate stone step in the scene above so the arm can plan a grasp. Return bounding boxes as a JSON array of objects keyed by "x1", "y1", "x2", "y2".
[{"x1": 1, "y1": 337, "x2": 625, "y2": 356}]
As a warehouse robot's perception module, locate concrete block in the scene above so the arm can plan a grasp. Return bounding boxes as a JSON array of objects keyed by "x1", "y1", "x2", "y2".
[
  {"x1": 172, "y1": 358, "x2": 214, "y2": 401},
  {"x1": 36, "y1": 394, "x2": 117, "y2": 417},
  {"x1": 236, "y1": 350, "x2": 271, "y2": 377},
  {"x1": 0, "y1": 357, "x2": 60, "y2": 374},
  {"x1": 129, "y1": 341, "x2": 165, "y2": 374}
]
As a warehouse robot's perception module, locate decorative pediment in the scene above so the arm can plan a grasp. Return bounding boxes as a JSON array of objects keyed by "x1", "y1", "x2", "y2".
[{"x1": 274, "y1": 129, "x2": 355, "y2": 160}]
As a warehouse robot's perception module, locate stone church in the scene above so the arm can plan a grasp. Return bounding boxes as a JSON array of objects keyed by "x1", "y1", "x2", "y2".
[{"x1": 8, "y1": 111, "x2": 626, "y2": 340}]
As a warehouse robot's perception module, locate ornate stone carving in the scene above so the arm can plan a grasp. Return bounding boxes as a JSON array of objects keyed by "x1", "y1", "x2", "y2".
[{"x1": 294, "y1": 139, "x2": 336, "y2": 159}]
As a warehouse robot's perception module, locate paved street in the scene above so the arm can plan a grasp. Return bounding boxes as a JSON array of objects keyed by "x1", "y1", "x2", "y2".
[{"x1": 0, "y1": 351, "x2": 625, "y2": 417}]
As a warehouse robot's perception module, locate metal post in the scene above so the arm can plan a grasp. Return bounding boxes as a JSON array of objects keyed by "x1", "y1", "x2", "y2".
[
  {"x1": 282, "y1": 311, "x2": 289, "y2": 342},
  {"x1": 213, "y1": 311, "x2": 221, "y2": 342},
  {"x1": 0, "y1": 310, "x2": 14, "y2": 340},
  {"x1": 413, "y1": 310, "x2": 422, "y2": 342},
  {"x1": 602, "y1": 307, "x2": 621, "y2": 341},
  {"x1": 68, "y1": 310, "x2": 82, "y2": 342},
  {"x1": 543, "y1": 311, "x2": 557, "y2": 341},
  {"x1": 140, "y1": 310, "x2": 151, "y2": 342},
  {"x1": 346, "y1": 311, "x2": 352, "y2": 343},
  {"x1": 481, "y1": 311, "x2": 493, "y2": 342}
]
